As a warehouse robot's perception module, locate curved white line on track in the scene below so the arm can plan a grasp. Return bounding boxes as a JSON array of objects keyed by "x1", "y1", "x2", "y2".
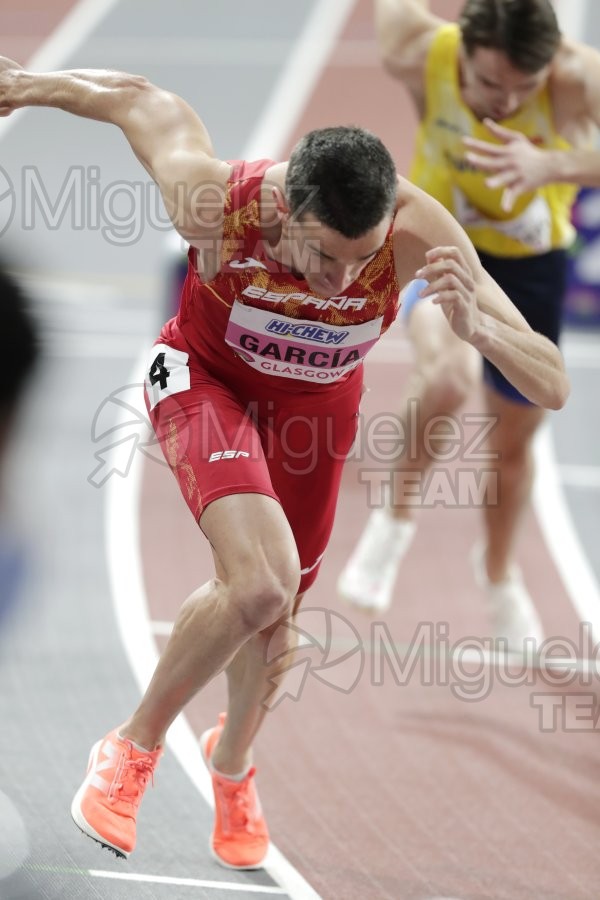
[
  {"x1": 243, "y1": 0, "x2": 356, "y2": 161},
  {"x1": 2, "y1": 0, "x2": 336, "y2": 894},
  {"x1": 106, "y1": 0, "x2": 600, "y2": 890},
  {"x1": 25, "y1": 0, "x2": 122, "y2": 71},
  {"x1": 0, "y1": 0, "x2": 123, "y2": 142},
  {"x1": 532, "y1": 0, "x2": 600, "y2": 638},
  {"x1": 533, "y1": 424, "x2": 600, "y2": 639},
  {"x1": 90, "y1": 868, "x2": 287, "y2": 892},
  {"x1": 554, "y1": 0, "x2": 588, "y2": 40},
  {"x1": 106, "y1": 1, "x2": 358, "y2": 896},
  {"x1": 106, "y1": 355, "x2": 323, "y2": 899}
]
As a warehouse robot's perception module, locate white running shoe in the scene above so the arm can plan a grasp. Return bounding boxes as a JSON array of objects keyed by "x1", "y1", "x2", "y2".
[
  {"x1": 471, "y1": 543, "x2": 544, "y2": 653},
  {"x1": 337, "y1": 507, "x2": 416, "y2": 613}
]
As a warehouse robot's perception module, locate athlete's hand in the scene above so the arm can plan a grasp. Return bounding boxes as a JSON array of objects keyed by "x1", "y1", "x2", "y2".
[
  {"x1": 0, "y1": 57, "x2": 24, "y2": 117},
  {"x1": 415, "y1": 246, "x2": 482, "y2": 343},
  {"x1": 463, "y1": 119, "x2": 553, "y2": 213}
]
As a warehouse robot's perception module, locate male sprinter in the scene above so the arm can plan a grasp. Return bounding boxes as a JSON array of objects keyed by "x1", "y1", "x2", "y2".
[{"x1": 0, "y1": 52, "x2": 568, "y2": 867}]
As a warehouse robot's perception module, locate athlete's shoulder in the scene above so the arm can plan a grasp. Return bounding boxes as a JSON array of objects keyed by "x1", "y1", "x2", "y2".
[
  {"x1": 377, "y1": 1, "x2": 444, "y2": 107},
  {"x1": 550, "y1": 39, "x2": 591, "y2": 91},
  {"x1": 391, "y1": 177, "x2": 475, "y2": 284},
  {"x1": 377, "y1": 0, "x2": 443, "y2": 69},
  {"x1": 392, "y1": 175, "x2": 453, "y2": 227},
  {"x1": 549, "y1": 38, "x2": 600, "y2": 134}
]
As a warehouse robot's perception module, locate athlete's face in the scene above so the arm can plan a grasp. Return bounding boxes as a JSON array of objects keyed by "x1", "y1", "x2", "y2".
[
  {"x1": 287, "y1": 213, "x2": 391, "y2": 297},
  {"x1": 460, "y1": 46, "x2": 550, "y2": 121}
]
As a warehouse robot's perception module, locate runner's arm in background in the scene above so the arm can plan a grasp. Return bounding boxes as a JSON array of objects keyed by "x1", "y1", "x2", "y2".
[{"x1": 374, "y1": 0, "x2": 443, "y2": 109}]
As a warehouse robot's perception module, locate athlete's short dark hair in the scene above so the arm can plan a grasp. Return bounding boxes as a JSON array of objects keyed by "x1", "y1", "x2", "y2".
[
  {"x1": 285, "y1": 126, "x2": 397, "y2": 239},
  {"x1": 459, "y1": 0, "x2": 560, "y2": 73}
]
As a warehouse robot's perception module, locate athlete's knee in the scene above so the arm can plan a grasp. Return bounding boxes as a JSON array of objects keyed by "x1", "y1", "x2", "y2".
[
  {"x1": 234, "y1": 580, "x2": 296, "y2": 633},
  {"x1": 418, "y1": 345, "x2": 479, "y2": 412},
  {"x1": 227, "y1": 558, "x2": 300, "y2": 633},
  {"x1": 506, "y1": 433, "x2": 536, "y2": 462},
  {"x1": 490, "y1": 406, "x2": 544, "y2": 480},
  {"x1": 495, "y1": 436, "x2": 536, "y2": 494}
]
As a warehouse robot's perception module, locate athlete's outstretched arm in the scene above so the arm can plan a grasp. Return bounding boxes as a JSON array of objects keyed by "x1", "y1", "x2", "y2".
[
  {"x1": 393, "y1": 185, "x2": 570, "y2": 410},
  {"x1": 374, "y1": 0, "x2": 442, "y2": 103},
  {"x1": 0, "y1": 55, "x2": 229, "y2": 240}
]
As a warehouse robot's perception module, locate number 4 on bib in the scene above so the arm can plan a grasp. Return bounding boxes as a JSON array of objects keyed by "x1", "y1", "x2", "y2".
[
  {"x1": 149, "y1": 352, "x2": 170, "y2": 390},
  {"x1": 146, "y1": 344, "x2": 190, "y2": 411}
]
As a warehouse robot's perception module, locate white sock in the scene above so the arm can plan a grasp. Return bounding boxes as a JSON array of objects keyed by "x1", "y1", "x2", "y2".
[
  {"x1": 117, "y1": 732, "x2": 155, "y2": 754},
  {"x1": 210, "y1": 761, "x2": 251, "y2": 782}
]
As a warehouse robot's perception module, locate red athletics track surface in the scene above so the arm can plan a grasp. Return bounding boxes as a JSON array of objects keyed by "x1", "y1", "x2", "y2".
[
  {"x1": 141, "y1": 2, "x2": 600, "y2": 898},
  {"x1": 15, "y1": 0, "x2": 598, "y2": 896},
  {"x1": 2, "y1": 0, "x2": 79, "y2": 61}
]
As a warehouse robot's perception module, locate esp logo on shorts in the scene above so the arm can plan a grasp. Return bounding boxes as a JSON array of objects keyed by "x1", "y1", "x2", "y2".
[{"x1": 208, "y1": 450, "x2": 250, "y2": 462}]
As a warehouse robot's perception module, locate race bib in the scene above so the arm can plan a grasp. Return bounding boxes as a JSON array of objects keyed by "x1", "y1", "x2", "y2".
[
  {"x1": 453, "y1": 187, "x2": 552, "y2": 253},
  {"x1": 145, "y1": 344, "x2": 191, "y2": 411},
  {"x1": 225, "y1": 300, "x2": 383, "y2": 383}
]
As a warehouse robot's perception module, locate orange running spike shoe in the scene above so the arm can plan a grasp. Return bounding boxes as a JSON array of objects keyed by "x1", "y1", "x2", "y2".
[
  {"x1": 71, "y1": 728, "x2": 162, "y2": 857},
  {"x1": 200, "y1": 713, "x2": 270, "y2": 869}
]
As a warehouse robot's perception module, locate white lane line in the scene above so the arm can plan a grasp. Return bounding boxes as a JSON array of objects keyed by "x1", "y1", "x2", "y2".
[
  {"x1": 106, "y1": 357, "x2": 165, "y2": 699},
  {"x1": 554, "y1": 0, "x2": 588, "y2": 40},
  {"x1": 100, "y1": 0, "x2": 598, "y2": 895},
  {"x1": 561, "y1": 350, "x2": 600, "y2": 369},
  {"x1": 107, "y1": 353, "x2": 322, "y2": 898},
  {"x1": 0, "y1": 0, "x2": 122, "y2": 142},
  {"x1": 2, "y1": 0, "x2": 291, "y2": 894},
  {"x1": 105, "y1": 359, "x2": 296, "y2": 893},
  {"x1": 243, "y1": 0, "x2": 356, "y2": 161},
  {"x1": 533, "y1": 424, "x2": 600, "y2": 640},
  {"x1": 23, "y1": 0, "x2": 122, "y2": 71},
  {"x1": 532, "y1": 0, "x2": 600, "y2": 644},
  {"x1": 17, "y1": 271, "x2": 159, "y2": 302},
  {"x1": 111, "y1": 3, "x2": 354, "y2": 898},
  {"x1": 80, "y1": 36, "x2": 380, "y2": 67},
  {"x1": 44, "y1": 335, "x2": 155, "y2": 359},
  {"x1": 368, "y1": 321, "x2": 600, "y2": 646},
  {"x1": 559, "y1": 464, "x2": 600, "y2": 490},
  {"x1": 151, "y1": 619, "x2": 174, "y2": 637},
  {"x1": 139, "y1": 3, "x2": 359, "y2": 897},
  {"x1": 83, "y1": 36, "x2": 332, "y2": 64},
  {"x1": 89, "y1": 869, "x2": 286, "y2": 893}
]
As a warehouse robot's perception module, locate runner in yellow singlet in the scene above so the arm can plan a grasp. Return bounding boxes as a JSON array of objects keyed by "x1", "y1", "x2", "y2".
[
  {"x1": 411, "y1": 22, "x2": 578, "y2": 258},
  {"x1": 339, "y1": 0, "x2": 600, "y2": 650}
]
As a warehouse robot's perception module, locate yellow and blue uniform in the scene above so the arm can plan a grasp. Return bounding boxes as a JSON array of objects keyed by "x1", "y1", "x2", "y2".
[
  {"x1": 412, "y1": 24, "x2": 576, "y2": 258},
  {"x1": 411, "y1": 24, "x2": 579, "y2": 401}
]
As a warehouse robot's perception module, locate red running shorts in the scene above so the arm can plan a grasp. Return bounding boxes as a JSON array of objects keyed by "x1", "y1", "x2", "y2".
[{"x1": 144, "y1": 319, "x2": 362, "y2": 592}]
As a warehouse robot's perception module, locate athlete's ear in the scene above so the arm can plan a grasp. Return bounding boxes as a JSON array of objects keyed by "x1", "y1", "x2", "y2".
[{"x1": 271, "y1": 186, "x2": 291, "y2": 224}]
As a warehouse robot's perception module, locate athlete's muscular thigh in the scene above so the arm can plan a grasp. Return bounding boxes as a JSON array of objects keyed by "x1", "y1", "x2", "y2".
[{"x1": 200, "y1": 493, "x2": 301, "y2": 597}]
